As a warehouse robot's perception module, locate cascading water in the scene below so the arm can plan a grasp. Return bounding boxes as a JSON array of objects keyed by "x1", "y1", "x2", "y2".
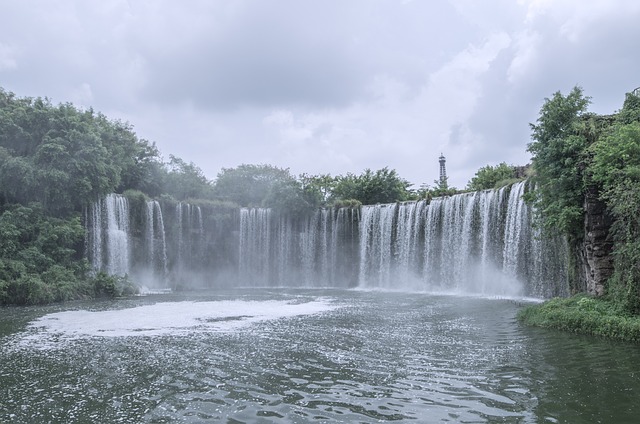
[
  {"x1": 238, "y1": 181, "x2": 568, "y2": 297},
  {"x1": 146, "y1": 200, "x2": 168, "y2": 279},
  {"x1": 365, "y1": 181, "x2": 566, "y2": 297},
  {"x1": 358, "y1": 203, "x2": 396, "y2": 288},
  {"x1": 239, "y1": 208, "x2": 272, "y2": 286},
  {"x1": 87, "y1": 182, "x2": 567, "y2": 298},
  {"x1": 238, "y1": 208, "x2": 359, "y2": 287},
  {"x1": 86, "y1": 193, "x2": 131, "y2": 276},
  {"x1": 175, "y1": 203, "x2": 205, "y2": 274}
]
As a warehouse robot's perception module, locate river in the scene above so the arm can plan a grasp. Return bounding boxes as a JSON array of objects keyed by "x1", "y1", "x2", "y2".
[{"x1": 1, "y1": 289, "x2": 639, "y2": 423}]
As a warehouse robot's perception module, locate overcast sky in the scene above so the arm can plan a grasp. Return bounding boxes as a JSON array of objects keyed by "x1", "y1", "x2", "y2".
[{"x1": 1, "y1": 0, "x2": 639, "y2": 189}]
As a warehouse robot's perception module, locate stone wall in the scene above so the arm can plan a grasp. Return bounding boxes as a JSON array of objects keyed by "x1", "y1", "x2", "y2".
[{"x1": 583, "y1": 185, "x2": 614, "y2": 295}]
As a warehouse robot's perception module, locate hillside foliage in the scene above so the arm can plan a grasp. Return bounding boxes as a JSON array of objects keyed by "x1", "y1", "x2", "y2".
[{"x1": 526, "y1": 86, "x2": 640, "y2": 315}]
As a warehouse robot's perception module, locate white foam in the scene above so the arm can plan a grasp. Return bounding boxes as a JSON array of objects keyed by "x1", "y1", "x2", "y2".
[{"x1": 17, "y1": 298, "x2": 338, "y2": 347}]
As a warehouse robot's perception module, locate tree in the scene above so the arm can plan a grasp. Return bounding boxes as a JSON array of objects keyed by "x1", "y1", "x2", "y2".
[
  {"x1": 0, "y1": 89, "x2": 163, "y2": 214},
  {"x1": 262, "y1": 178, "x2": 320, "y2": 214},
  {"x1": 162, "y1": 155, "x2": 214, "y2": 201},
  {"x1": 527, "y1": 86, "x2": 591, "y2": 235},
  {"x1": 213, "y1": 164, "x2": 297, "y2": 207},
  {"x1": 589, "y1": 91, "x2": 640, "y2": 314},
  {"x1": 331, "y1": 167, "x2": 412, "y2": 205},
  {"x1": 466, "y1": 162, "x2": 516, "y2": 191},
  {"x1": 299, "y1": 173, "x2": 336, "y2": 205}
]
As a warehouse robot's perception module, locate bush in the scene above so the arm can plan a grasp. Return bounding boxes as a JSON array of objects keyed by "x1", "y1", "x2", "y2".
[
  {"x1": 518, "y1": 294, "x2": 640, "y2": 342},
  {"x1": 10, "y1": 274, "x2": 54, "y2": 305},
  {"x1": 91, "y1": 272, "x2": 138, "y2": 298}
]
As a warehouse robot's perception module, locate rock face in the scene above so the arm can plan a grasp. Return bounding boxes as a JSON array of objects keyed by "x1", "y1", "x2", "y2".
[{"x1": 583, "y1": 186, "x2": 614, "y2": 296}]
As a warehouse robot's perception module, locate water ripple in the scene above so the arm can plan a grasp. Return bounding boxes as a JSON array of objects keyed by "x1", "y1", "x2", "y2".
[{"x1": 2, "y1": 290, "x2": 640, "y2": 423}]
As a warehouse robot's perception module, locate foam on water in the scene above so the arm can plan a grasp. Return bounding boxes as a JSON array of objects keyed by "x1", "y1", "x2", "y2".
[{"x1": 17, "y1": 298, "x2": 338, "y2": 348}]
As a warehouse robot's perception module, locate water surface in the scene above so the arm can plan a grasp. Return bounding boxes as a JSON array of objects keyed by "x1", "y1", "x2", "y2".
[{"x1": 1, "y1": 289, "x2": 639, "y2": 423}]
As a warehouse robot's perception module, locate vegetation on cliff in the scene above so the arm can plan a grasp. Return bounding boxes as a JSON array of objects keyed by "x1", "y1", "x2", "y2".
[
  {"x1": 589, "y1": 93, "x2": 640, "y2": 315},
  {"x1": 519, "y1": 87, "x2": 640, "y2": 339}
]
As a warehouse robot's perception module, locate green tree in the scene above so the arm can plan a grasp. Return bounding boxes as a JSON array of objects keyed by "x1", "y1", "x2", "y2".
[
  {"x1": 162, "y1": 155, "x2": 214, "y2": 201},
  {"x1": 299, "y1": 173, "x2": 336, "y2": 205},
  {"x1": 0, "y1": 203, "x2": 89, "y2": 305},
  {"x1": 262, "y1": 178, "x2": 321, "y2": 214},
  {"x1": 213, "y1": 164, "x2": 297, "y2": 206},
  {"x1": 527, "y1": 86, "x2": 591, "y2": 235},
  {"x1": 331, "y1": 167, "x2": 412, "y2": 205},
  {"x1": 466, "y1": 162, "x2": 516, "y2": 191},
  {"x1": 589, "y1": 91, "x2": 640, "y2": 314},
  {"x1": 0, "y1": 89, "x2": 165, "y2": 214}
]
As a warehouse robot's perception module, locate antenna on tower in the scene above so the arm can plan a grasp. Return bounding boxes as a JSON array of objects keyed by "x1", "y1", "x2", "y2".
[{"x1": 438, "y1": 153, "x2": 448, "y2": 189}]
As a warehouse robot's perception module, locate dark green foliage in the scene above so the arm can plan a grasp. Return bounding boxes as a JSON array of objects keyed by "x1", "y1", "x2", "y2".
[
  {"x1": 0, "y1": 87, "x2": 215, "y2": 304},
  {"x1": 299, "y1": 173, "x2": 336, "y2": 205},
  {"x1": 527, "y1": 86, "x2": 591, "y2": 236},
  {"x1": 522, "y1": 86, "x2": 640, "y2": 318},
  {"x1": 162, "y1": 155, "x2": 214, "y2": 201},
  {"x1": 588, "y1": 95, "x2": 640, "y2": 314},
  {"x1": 518, "y1": 295, "x2": 640, "y2": 343},
  {"x1": 0, "y1": 203, "x2": 92, "y2": 305},
  {"x1": 330, "y1": 167, "x2": 412, "y2": 205},
  {"x1": 330, "y1": 198, "x2": 362, "y2": 209},
  {"x1": 91, "y1": 273, "x2": 138, "y2": 298},
  {"x1": 416, "y1": 184, "x2": 459, "y2": 200},
  {"x1": 466, "y1": 162, "x2": 518, "y2": 191},
  {"x1": 213, "y1": 164, "x2": 297, "y2": 207},
  {"x1": 0, "y1": 202, "x2": 139, "y2": 304},
  {"x1": 0, "y1": 87, "x2": 166, "y2": 215},
  {"x1": 616, "y1": 90, "x2": 640, "y2": 124},
  {"x1": 262, "y1": 178, "x2": 320, "y2": 214}
]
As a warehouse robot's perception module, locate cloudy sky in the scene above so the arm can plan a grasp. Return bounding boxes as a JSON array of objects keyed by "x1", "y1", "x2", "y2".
[{"x1": 1, "y1": 0, "x2": 638, "y2": 188}]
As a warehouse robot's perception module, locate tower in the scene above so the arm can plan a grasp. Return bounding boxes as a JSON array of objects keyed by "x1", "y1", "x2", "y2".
[{"x1": 439, "y1": 153, "x2": 447, "y2": 188}]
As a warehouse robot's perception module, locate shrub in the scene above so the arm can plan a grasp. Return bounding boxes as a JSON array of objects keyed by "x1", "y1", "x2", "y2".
[
  {"x1": 91, "y1": 272, "x2": 138, "y2": 298},
  {"x1": 518, "y1": 294, "x2": 640, "y2": 342}
]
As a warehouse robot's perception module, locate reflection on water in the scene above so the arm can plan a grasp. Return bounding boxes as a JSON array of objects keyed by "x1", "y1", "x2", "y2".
[{"x1": 1, "y1": 290, "x2": 639, "y2": 423}]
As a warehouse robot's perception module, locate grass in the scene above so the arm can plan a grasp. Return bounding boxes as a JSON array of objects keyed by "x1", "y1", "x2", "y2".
[{"x1": 517, "y1": 294, "x2": 640, "y2": 343}]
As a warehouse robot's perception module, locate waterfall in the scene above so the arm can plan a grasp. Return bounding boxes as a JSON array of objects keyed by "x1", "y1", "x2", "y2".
[
  {"x1": 146, "y1": 200, "x2": 168, "y2": 279},
  {"x1": 239, "y1": 208, "x2": 272, "y2": 286},
  {"x1": 86, "y1": 197, "x2": 103, "y2": 272},
  {"x1": 86, "y1": 182, "x2": 568, "y2": 297},
  {"x1": 238, "y1": 208, "x2": 359, "y2": 287},
  {"x1": 174, "y1": 203, "x2": 205, "y2": 274},
  {"x1": 503, "y1": 181, "x2": 527, "y2": 278},
  {"x1": 238, "y1": 181, "x2": 568, "y2": 297},
  {"x1": 86, "y1": 194, "x2": 131, "y2": 276},
  {"x1": 359, "y1": 204, "x2": 396, "y2": 288},
  {"x1": 175, "y1": 202, "x2": 183, "y2": 271}
]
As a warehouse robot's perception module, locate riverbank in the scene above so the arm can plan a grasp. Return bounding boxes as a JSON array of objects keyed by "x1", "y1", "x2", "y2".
[{"x1": 518, "y1": 294, "x2": 640, "y2": 343}]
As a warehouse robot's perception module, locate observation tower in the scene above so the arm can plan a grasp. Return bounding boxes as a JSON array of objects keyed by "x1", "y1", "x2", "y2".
[{"x1": 439, "y1": 153, "x2": 447, "y2": 187}]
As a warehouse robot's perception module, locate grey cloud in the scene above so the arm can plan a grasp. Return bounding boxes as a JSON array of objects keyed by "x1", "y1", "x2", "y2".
[
  {"x1": 2, "y1": 0, "x2": 639, "y2": 190},
  {"x1": 139, "y1": 1, "x2": 366, "y2": 109},
  {"x1": 139, "y1": 0, "x2": 474, "y2": 110}
]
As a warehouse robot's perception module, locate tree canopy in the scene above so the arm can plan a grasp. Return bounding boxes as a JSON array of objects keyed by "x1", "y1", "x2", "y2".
[
  {"x1": 466, "y1": 162, "x2": 517, "y2": 191},
  {"x1": 588, "y1": 92, "x2": 640, "y2": 314},
  {"x1": 330, "y1": 167, "x2": 413, "y2": 205},
  {"x1": 212, "y1": 164, "x2": 299, "y2": 207},
  {"x1": 527, "y1": 86, "x2": 592, "y2": 235},
  {"x1": 0, "y1": 89, "x2": 165, "y2": 214}
]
